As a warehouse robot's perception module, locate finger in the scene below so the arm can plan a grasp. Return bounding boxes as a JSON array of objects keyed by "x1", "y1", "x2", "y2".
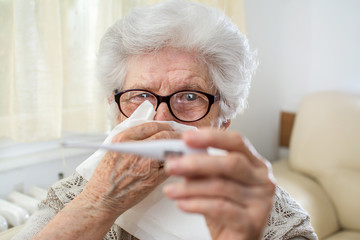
[
  {"x1": 112, "y1": 122, "x2": 175, "y2": 142},
  {"x1": 176, "y1": 197, "x2": 247, "y2": 231},
  {"x1": 107, "y1": 153, "x2": 168, "y2": 187},
  {"x1": 146, "y1": 130, "x2": 182, "y2": 141},
  {"x1": 165, "y1": 153, "x2": 269, "y2": 185},
  {"x1": 164, "y1": 177, "x2": 260, "y2": 206},
  {"x1": 183, "y1": 129, "x2": 263, "y2": 166},
  {"x1": 109, "y1": 122, "x2": 178, "y2": 181}
]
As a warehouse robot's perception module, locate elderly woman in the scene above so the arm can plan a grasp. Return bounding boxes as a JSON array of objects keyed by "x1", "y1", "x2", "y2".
[{"x1": 13, "y1": 1, "x2": 317, "y2": 240}]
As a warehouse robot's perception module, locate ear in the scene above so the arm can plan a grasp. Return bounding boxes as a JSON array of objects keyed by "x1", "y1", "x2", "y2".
[
  {"x1": 107, "y1": 93, "x2": 114, "y2": 104},
  {"x1": 106, "y1": 93, "x2": 122, "y2": 124},
  {"x1": 220, "y1": 119, "x2": 231, "y2": 129}
]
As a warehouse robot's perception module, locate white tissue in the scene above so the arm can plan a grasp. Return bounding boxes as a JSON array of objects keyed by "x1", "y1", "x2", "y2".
[
  {"x1": 76, "y1": 101, "x2": 197, "y2": 179},
  {"x1": 76, "y1": 101, "x2": 211, "y2": 240}
]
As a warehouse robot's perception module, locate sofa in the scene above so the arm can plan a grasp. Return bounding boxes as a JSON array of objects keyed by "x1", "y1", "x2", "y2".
[{"x1": 272, "y1": 91, "x2": 360, "y2": 239}]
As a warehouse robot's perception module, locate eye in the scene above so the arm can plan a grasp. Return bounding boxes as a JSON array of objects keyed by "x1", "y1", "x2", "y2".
[
  {"x1": 138, "y1": 93, "x2": 151, "y2": 98},
  {"x1": 173, "y1": 92, "x2": 208, "y2": 104},
  {"x1": 131, "y1": 92, "x2": 153, "y2": 100},
  {"x1": 184, "y1": 93, "x2": 198, "y2": 101},
  {"x1": 126, "y1": 91, "x2": 155, "y2": 103}
]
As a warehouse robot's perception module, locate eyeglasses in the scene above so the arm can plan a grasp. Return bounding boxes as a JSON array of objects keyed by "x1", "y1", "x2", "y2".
[{"x1": 114, "y1": 89, "x2": 220, "y2": 122}]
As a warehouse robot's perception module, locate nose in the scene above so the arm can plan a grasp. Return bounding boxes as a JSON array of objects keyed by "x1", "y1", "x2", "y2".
[{"x1": 154, "y1": 102, "x2": 174, "y2": 121}]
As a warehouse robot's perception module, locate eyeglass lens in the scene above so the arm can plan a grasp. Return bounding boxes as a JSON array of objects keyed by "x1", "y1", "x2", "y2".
[{"x1": 119, "y1": 90, "x2": 210, "y2": 121}]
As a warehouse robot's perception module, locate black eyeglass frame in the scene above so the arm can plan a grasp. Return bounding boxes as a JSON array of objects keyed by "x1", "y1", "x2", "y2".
[{"x1": 114, "y1": 89, "x2": 220, "y2": 122}]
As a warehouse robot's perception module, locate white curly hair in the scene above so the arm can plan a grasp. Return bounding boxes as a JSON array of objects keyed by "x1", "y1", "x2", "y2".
[{"x1": 97, "y1": 0, "x2": 257, "y2": 123}]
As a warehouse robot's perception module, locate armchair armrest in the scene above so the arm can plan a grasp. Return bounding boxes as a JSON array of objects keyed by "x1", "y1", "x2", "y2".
[
  {"x1": 272, "y1": 159, "x2": 339, "y2": 239},
  {"x1": 0, "y1": 225, "x2": 24, "y2": 240}
]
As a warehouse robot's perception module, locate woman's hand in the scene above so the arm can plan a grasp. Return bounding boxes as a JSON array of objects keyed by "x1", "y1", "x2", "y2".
[
  {"x1": 164, "y1": 128, "x2": 276, "y2": 240},
  {"x1": 33, "y1": 122, "x2": 181, "y2": 240},
  {"x1": 81, "y1": 122, "x2": 181, "y2": 218}
]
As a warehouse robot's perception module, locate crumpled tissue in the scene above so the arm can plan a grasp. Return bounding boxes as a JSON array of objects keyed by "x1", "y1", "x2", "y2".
[{"x1": 76, "y1": 101, "x2": 211, "y2": 240}]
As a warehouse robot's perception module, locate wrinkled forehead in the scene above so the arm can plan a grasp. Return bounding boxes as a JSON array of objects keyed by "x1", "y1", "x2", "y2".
[{"x1": 123, "y1": 48, "x2": 215, "y2": 93}]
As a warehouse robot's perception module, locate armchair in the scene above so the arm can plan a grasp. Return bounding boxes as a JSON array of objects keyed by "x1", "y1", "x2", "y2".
[{"x1": 273, "y1": 91, "x2": 360, "y2": 239}]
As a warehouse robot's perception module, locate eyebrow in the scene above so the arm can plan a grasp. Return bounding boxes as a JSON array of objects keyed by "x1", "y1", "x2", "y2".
[{"x1": 127, "y1": 83, "x2": 209, "y2": 92}]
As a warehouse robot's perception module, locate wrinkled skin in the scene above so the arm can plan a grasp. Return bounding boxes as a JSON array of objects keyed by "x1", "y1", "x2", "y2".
[
  {"x1": 32, "y1": 48, "x2": 275, "y2": 240},
  {"x1": 81, "y1": 122, "x2": 181, "y2": 216},
  {"x1": 165, "y1": 129, "x2": 276, "y2": 240}
]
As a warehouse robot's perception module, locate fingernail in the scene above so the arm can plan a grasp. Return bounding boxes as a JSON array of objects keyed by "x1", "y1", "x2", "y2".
[
  {"x1": 177, "y1": 199, "x2": 189, "y2": 209},
  {"x1": 165, "y1": 159, "x2": 179, "y2": 172},
  {"x1": 163, "y1": 184, "x2": 175, "y2": 197},
  {"x1": 183, "y1": 130, "x2": 198, "y2": 141}
]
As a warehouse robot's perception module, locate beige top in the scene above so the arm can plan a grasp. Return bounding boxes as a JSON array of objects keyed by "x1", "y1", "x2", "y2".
[{"x1": 12, "y1": 172, "x2": 318, "y2": 240}]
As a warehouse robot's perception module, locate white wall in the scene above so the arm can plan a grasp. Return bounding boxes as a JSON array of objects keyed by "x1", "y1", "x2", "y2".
[{"x1": 229, "y1": 0, "x2": 360, "y2": 161}]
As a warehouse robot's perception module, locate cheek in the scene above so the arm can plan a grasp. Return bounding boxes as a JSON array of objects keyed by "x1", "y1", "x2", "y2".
[
  {"x1": 116, "y1": 114, "x2": 127, "y2": 125},
  {"x1": 114, "y1": 104, "x2": 221, "y2": 128},
  {"x1": 191, "y1": 104, "x2": 221, "y2": 128}
]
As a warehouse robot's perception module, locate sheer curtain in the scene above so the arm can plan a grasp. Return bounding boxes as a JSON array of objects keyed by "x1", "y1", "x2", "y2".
[{"x1": 0, "y1": 0, "x2": 245, "y2": 142}]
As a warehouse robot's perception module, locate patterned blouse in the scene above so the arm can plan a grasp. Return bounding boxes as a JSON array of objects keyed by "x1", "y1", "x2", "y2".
[{"x1": 13, "y1": 172, "x2": 318, "y2": 240}]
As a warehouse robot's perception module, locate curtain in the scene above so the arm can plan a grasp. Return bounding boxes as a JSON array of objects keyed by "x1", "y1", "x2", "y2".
[{"x1": 0, "y1": 0, "x2": 245, "y2": 142}]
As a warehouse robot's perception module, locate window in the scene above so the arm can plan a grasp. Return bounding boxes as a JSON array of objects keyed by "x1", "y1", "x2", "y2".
[{"x1": 0, "y1": 0, "x2": 245, "y2": 168}]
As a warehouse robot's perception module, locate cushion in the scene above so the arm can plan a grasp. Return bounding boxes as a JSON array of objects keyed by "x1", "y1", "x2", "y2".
[{"x1": 289, "y1": 91, "x2": 360, "y2": 230}]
